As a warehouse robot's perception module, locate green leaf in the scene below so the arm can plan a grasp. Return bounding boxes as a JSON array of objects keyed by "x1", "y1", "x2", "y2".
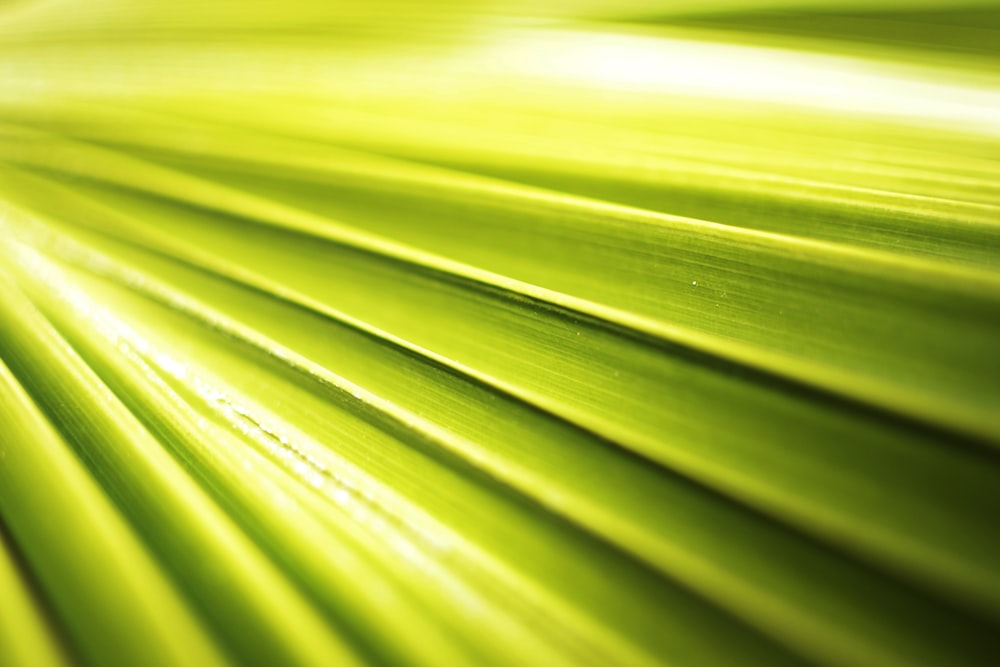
[{"x1": 1, "y1": 2, "x2": 999, "y2": 666}]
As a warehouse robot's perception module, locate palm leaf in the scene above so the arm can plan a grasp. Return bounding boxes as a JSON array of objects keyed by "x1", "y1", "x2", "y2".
[{"x1": 1, "y1": 2, "x2": 999, "y2": 665}]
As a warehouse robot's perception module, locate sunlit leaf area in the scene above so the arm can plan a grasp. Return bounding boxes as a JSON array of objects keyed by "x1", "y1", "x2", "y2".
[{"x1": 1, "y1": 0, "x2": 999, "y2": 665}]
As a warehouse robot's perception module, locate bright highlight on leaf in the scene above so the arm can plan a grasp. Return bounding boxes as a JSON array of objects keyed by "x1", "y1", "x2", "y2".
[{"x1": 1, "y1": 1, "x2": 999, "y2": 666}]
